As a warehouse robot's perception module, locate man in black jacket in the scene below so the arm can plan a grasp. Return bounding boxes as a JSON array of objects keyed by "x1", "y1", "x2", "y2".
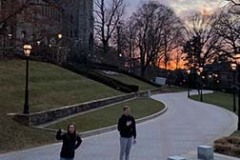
[
  {"x1": 56, "y1": 124, "x2": 82, "y2": 160},
  {"x1": 118, "y1": 106, "x2": 136, "y2": 160}
]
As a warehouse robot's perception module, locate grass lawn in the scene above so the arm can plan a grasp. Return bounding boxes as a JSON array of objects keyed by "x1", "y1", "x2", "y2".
[
  {"x1": 190, "y1": 91, "x2": 235, "y2": 112},
  {"x1": 47, "y1": 98, "x2": 165, "y2": 132},
  {"x1": 0, "y1": 60, "x2": 123, "y2": 153},
  {"x1": 102, "y1": 72, "x2": 157, "y2": 91},
  {"x1": 0, "y1": 60, "x2": 122, "y2": 113},
  {"x1": 0, "y1": 60, "x2": 166, "y2": 153}
]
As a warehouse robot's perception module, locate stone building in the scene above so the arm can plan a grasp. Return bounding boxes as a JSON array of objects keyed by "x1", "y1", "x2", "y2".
[{"x1": 0, "y1": 0, "x2": 94, "y2": 61}]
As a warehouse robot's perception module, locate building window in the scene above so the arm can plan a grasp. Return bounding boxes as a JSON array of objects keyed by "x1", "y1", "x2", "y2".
[
  {"x1": 58, "y1": 14, "x2": 61, "y2": 22},
  {"x1": 70, "y1": 15, "x2": 73, "y2": 23},
  {"x1": 21, "y1": 31, "x2": 26, "y2": 40},
  {"x1": 75, "y1": 30, "x2": 78, "y2": 39}
]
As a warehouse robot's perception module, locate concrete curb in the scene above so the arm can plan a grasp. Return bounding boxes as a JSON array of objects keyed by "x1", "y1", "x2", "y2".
[
  {"x1": 34, "y1": 104, "x2": 168, "y2": 138},
  {"x1": 181, "y1": 90, "x2": 238, "y2": 160},
  {"x1": 182, "y1": 151, "x2": 240, "y2": 160},
  {"x1": 80, "y1": 105, "x2": 168, "y2": 138}
]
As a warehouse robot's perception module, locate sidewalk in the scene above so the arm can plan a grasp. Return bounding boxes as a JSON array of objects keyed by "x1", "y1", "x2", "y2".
[
  {"x1": 0, "y1": 91, "x2": 238, "y2": 160},
  {"x1": 183, "y1": 151, "x2": 240, "y2": 160}
]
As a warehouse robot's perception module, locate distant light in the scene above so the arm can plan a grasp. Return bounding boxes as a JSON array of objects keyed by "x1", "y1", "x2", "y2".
[{"x1": 58, "y1": 33, "x2": 62, "y2": 39}]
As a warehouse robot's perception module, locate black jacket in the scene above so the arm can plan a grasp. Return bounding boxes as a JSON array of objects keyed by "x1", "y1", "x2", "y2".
[
  {"x1": 56, "y1": 129, "x2": 82, "y2": 158},
  {"x1": 118, "y1": 114, "x2": 136, "y2": 139}
]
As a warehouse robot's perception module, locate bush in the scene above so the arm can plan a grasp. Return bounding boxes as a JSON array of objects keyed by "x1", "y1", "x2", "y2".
[{"x1": 214, "y1": 137, "x2": 240, "y2": 158}]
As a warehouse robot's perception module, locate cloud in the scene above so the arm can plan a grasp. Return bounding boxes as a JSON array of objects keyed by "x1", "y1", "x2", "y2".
[{"x1": 126, "y1": 0, "x2": 223, "y2": 18}]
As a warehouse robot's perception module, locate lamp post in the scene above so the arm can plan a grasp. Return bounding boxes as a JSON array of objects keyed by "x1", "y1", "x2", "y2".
[
  {"x1": 23, "y1": 44, "x2": 32, "y2": 114},
  {"x1": 57, "y1": 33, "x2": 62, "y2": 64},
  {"x1": 199, "y1": 67, "x2": 203, "y2": 102},
  {"x1": 235, "y1": 54, "x2": 240, "y2": 130},
  {"x1": 187, "y1": 69, "x2": 191, "y2": 98},
  {"x1": 231, "y1": 63, "x2": 237, "y2": 112}
]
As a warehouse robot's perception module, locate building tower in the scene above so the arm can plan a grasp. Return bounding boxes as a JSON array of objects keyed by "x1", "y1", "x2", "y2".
[{"x1": 78, "y1": 0, "x2": 94, "y2": 51}]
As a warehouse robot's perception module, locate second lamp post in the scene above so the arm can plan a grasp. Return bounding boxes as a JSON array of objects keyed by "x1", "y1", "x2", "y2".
[
  {"x1": 231, "y1": 63, "x2": 237, "y2": 112},
  {"x1": 23, "y1": 44, "x2": 32, "y2": 114}
]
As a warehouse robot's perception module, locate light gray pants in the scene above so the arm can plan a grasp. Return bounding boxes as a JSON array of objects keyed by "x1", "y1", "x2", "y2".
[{"x1": 120, "y1": 137, "x2": 132, "y2": 160}]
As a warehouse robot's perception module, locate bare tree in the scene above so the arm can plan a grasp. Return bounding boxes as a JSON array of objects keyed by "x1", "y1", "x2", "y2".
[
  {"x1": 128, "y1": 1, "x2": 183, "y2": 76},
  {"x1": 94, "y1": 0, "x2": 125, "y2": 55},
  {"x1": 183, "y1": 13, "x2": 221, "y2": 68},
  {"x1": 173, "y1": 48, "x2": 185, "y2": 70},
  {"x1": 227, "y1": 0, "x2": 240, "y2": 5},
  {"x1": 213, "y1": 10, "x2": 240, "y2": 60},
  {"x1": 158, "y1": 15, "x2": 185, "y2": 70}
]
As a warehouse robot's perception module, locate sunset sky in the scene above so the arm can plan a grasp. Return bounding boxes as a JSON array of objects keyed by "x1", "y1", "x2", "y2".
[
  {"x1": 124, "y1": 0, "x2": 228, "y2": 70},
  {"x1": 126, "y1": 0, "x2": 227, "y2": 18}
]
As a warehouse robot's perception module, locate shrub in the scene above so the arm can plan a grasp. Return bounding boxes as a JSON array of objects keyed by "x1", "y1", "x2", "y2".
[{"x1": 214, "y1": 137, "x2": 240, "y2": 158}]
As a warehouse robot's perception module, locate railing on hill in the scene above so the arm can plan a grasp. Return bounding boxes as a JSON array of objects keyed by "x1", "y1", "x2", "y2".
[
  {"x1": 62, "y1": 62, "x2": 139, "y2": 93},
  {"x1": 86, "y1": 62, "x2": 161, "y2": 87}
]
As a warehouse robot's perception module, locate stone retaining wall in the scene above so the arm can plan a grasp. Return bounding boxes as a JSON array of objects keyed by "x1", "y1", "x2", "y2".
[{"x1": 12, "y1": 88, "x2": 162, "y2": 126}]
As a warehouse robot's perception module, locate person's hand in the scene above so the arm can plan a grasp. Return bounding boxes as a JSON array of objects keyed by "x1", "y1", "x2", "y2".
[
  {"x1": 133, "y1": 139, "x2": 137, "y2": 145},
  {"x1": 126, "y1": 121, "x2": 132, "y2": 126}
]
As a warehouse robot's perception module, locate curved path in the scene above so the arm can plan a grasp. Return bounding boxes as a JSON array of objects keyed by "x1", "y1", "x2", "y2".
[{"x1": 0, "y1": 91, "x2": 237, "y2": 160}]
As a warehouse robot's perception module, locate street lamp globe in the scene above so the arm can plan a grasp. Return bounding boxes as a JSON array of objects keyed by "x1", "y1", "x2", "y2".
[
  {"x1": 58, "y1": 33, "x2": 62, "y2": 39},
  {"x1": 23, "y1": 44, "x2": 32, "y2": 57},
  {"x1": 187, "y1": 69, "x2": 191, "y2": 74},
  {"x1": 231, "y1": 63, "x2": 237, "y2": 71}
]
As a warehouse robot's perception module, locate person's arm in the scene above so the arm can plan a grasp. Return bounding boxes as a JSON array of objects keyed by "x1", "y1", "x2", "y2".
[
  {"x1": 118, "y1": 117, "x2": 123, "y2": 132},
  {"x1": 56, "y1": 129, "x2": 64, "y2": 140},
  {"x1": 74, "y1": 135, "x2": 83, "y2": 150}
]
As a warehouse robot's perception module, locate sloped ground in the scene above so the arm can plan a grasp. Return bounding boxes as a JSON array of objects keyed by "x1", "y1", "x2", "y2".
[
  {"x1": 0, "y1": 60, "x2": 162, "y2": 153},
  {"x1": 0, "y1": 60, "x2": 122, "y2": 153},
  {"x1": 0, "y1": 91, "x2": 237, "y2": 160}
]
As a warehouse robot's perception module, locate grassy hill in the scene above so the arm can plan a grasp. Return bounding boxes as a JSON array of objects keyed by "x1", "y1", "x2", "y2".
[
  {"x1": 0, "y1": 60, "x2": 123, "y2": 153},
  {"x1": 0, "y1": 60, "x2": 122, "y2": 113},
  {"x1": 0, "y1": 60, "x2": 163, "y2": 153}
]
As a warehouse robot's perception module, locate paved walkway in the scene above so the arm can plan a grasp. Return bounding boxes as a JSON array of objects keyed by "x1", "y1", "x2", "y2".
[{"x1": 0, "y1": 91, "x2": 238, "y2": 160}]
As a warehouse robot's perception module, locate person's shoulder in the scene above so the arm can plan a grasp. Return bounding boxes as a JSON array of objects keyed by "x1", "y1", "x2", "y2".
[
  {"x1": 119, "y1": 115, "x2": 124, "y2": 120},
  {"x1": 76, "y1": 133, "x2": 82, "y2": 139},
  {"x1": 130, "y1": 115, "x2": 135, "y2": 120},
  {"x1": 76, "y1": 133, "x2": 83, "y2": 141}
]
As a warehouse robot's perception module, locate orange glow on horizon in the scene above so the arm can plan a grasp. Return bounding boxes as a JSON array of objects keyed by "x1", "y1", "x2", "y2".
[{"x1": 157, "y1": 49, "x2": 187, "y2": 70}]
